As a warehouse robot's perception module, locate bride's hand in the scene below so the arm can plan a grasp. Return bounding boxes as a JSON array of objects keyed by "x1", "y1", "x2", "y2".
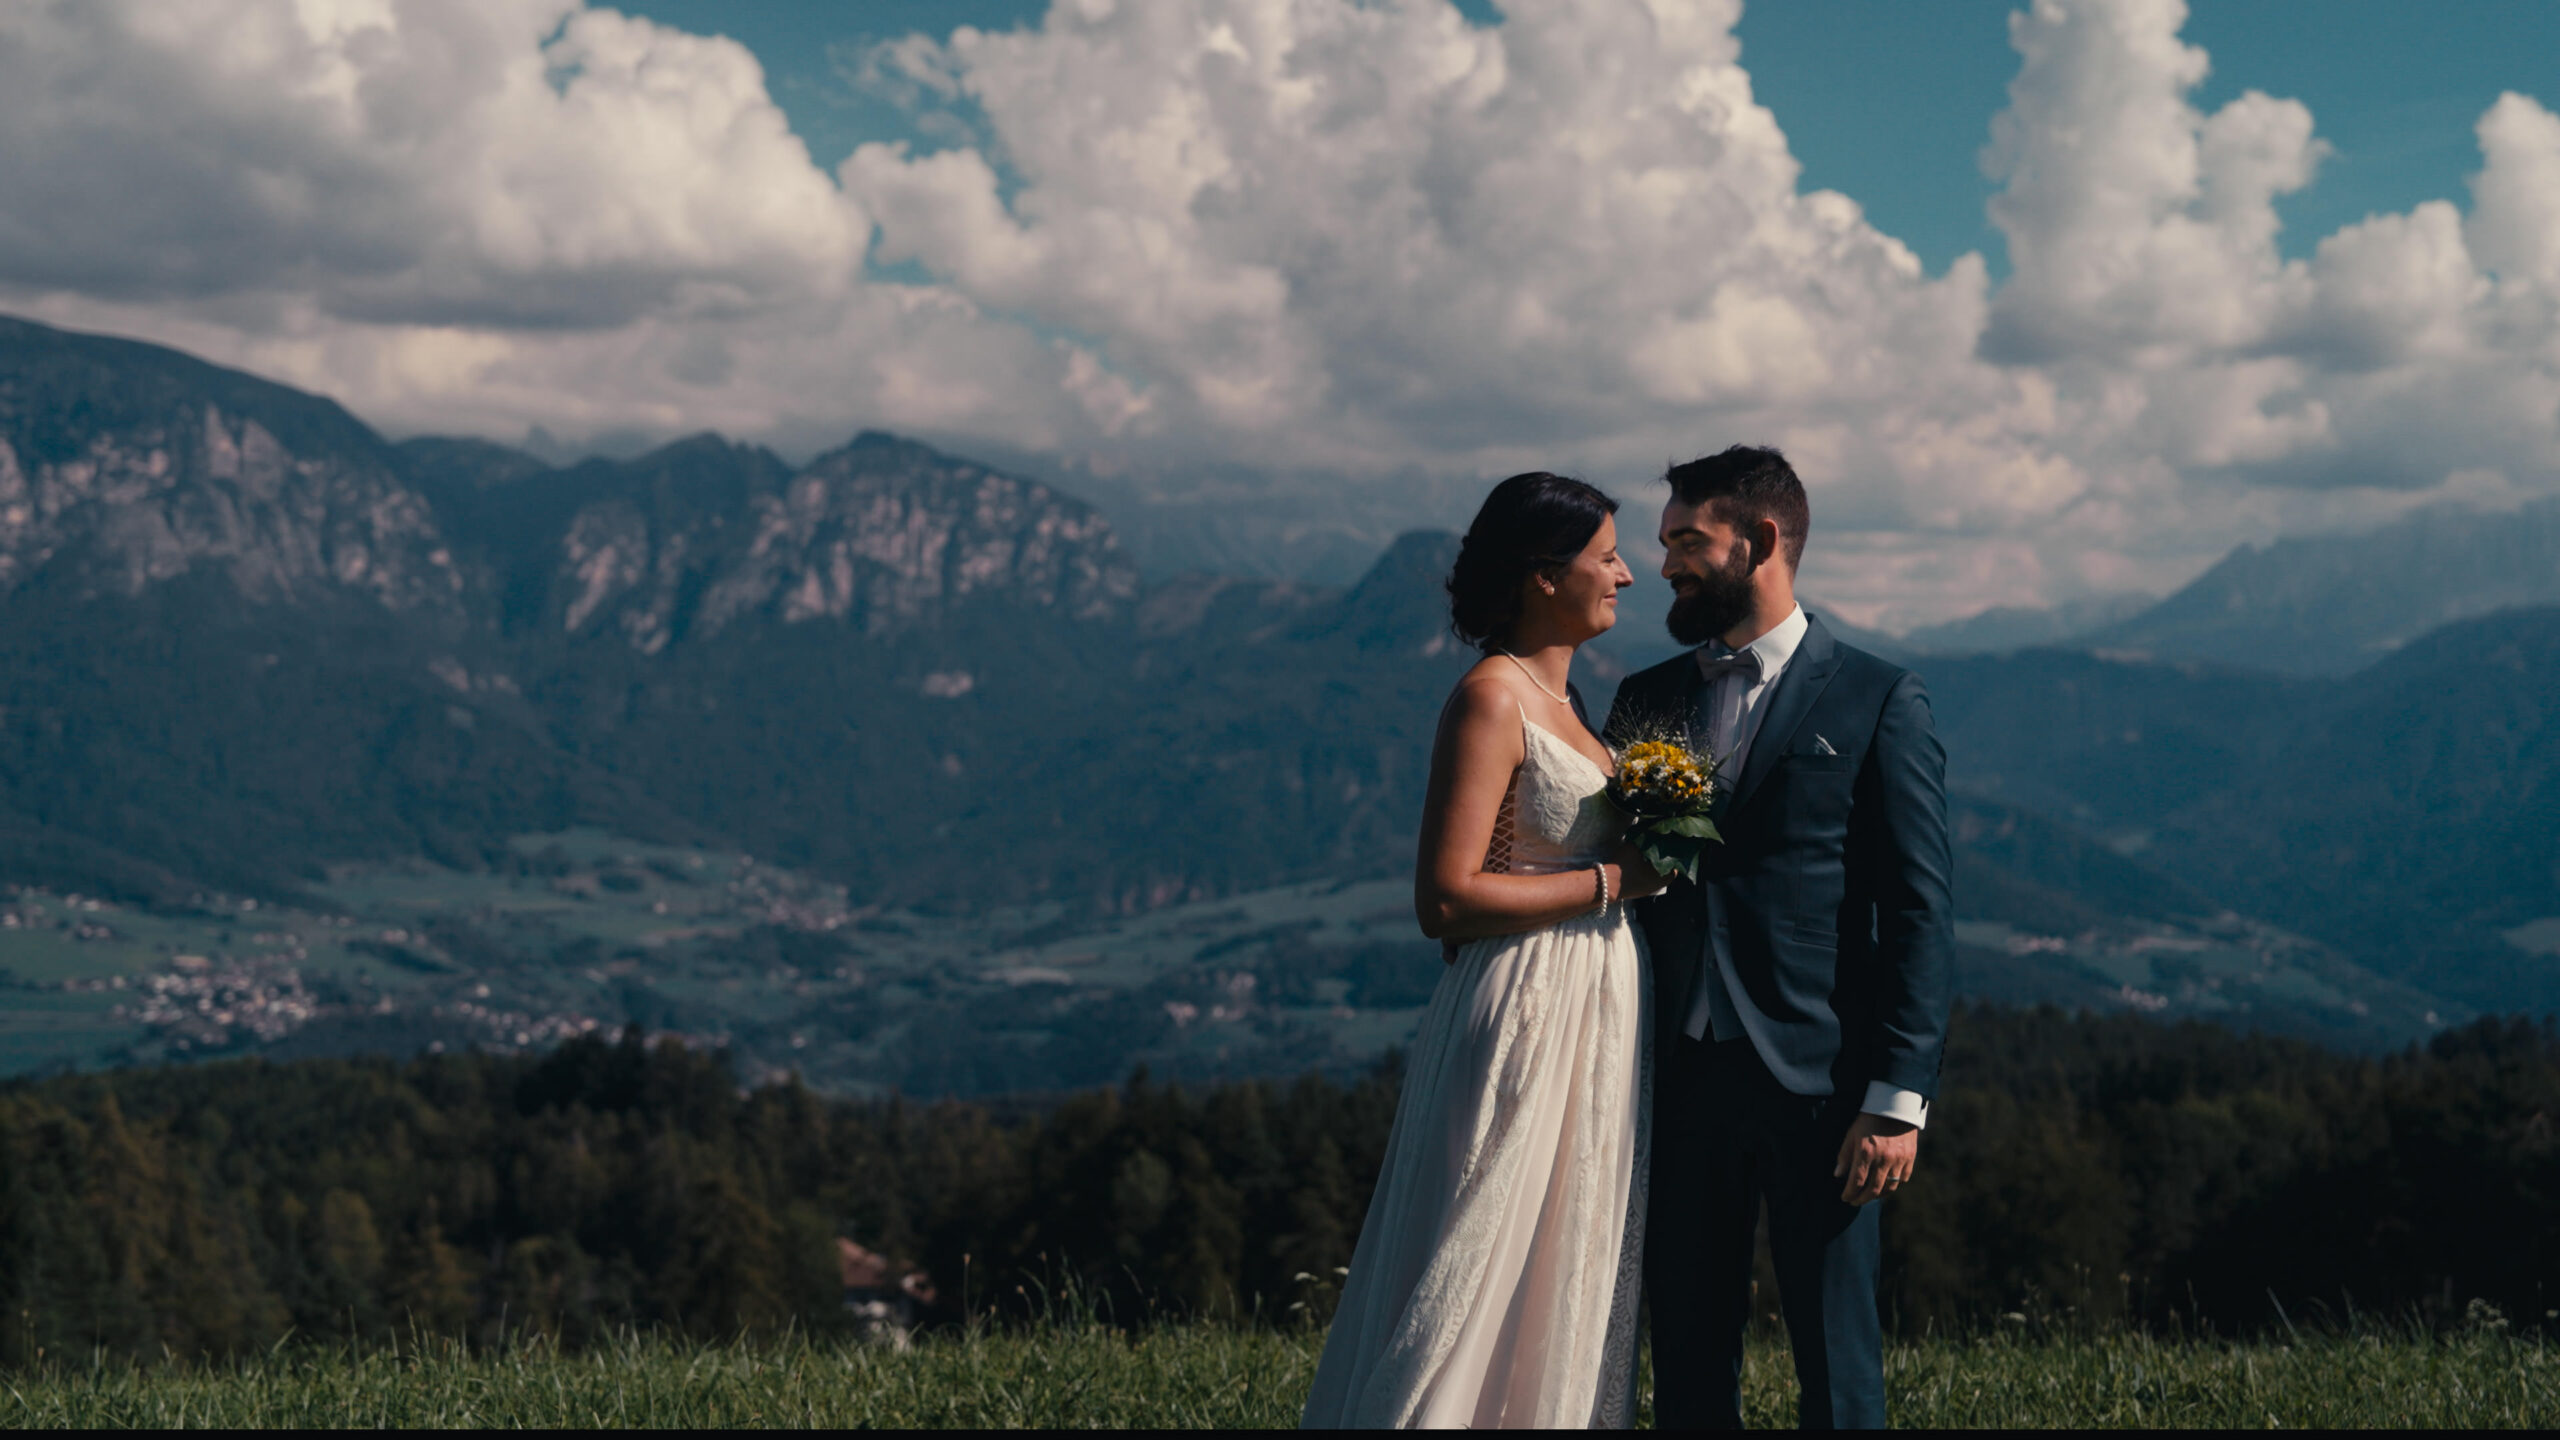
[{"x1": 1611, "y1": 844, "x2": 1672, "y2": 902}]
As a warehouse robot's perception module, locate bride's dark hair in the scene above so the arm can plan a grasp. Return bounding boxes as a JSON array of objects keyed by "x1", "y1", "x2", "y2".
[{"x1": 1446, "y1": 472, "x2": 1619, "y2": 652}]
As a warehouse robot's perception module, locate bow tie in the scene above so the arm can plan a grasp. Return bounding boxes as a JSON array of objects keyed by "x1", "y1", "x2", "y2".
[{"x1": 1695, "y1": 648, "x2": 1763, "y2": 686}]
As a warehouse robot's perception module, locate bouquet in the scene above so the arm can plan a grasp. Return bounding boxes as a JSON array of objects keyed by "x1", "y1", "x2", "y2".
[{"x1": 1606, "y1": 732, "x2": 1726, "y2": 884}]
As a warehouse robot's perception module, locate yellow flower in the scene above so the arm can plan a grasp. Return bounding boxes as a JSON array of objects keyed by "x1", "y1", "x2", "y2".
[{"x1": 1611, "y1": 736, "x2": 1715, "y2": 814}]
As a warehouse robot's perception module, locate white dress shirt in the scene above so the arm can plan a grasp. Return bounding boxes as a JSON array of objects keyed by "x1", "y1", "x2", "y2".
[{"x1": 1686, "y1": 605, "x2": 1928, "y2": 1130}]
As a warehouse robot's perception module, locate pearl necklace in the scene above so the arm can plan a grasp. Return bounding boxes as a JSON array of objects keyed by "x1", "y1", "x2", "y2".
[{"x1": 1499, "y1": 651, "x2": 1571, "y2": 706}]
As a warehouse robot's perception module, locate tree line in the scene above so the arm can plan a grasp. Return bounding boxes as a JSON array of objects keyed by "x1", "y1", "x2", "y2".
[{"x1": 1, "y1": 1005, "x2": 2552, "y2": 1363}]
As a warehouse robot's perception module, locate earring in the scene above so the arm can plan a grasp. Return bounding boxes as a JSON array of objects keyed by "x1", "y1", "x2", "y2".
[{"x1": 1540, "y1": 581, "x2": 1556, "y2": 595}]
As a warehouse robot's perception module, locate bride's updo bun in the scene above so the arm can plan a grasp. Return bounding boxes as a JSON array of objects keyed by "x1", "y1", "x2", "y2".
[{"x1": 1446, "y1": 472, "x2": 1619, "y2": 652}]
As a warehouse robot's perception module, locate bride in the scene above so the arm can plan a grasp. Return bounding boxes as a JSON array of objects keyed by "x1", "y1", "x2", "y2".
[{"x1": 1301, "y1": 473, "x2": 1666, "y2": 1429}]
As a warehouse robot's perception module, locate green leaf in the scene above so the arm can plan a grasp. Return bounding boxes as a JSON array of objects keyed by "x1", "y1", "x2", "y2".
[
  {"x1": 1640, "y1": 836, "x2": 1705, "y2": 885},
  {"x1": 1656, "y1": 815, "x2": 1722, "y2": 842}
]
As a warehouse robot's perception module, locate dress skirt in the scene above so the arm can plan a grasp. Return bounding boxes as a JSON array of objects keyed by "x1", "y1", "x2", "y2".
[{"x1": 1300, "y1": 905, "x2": 1650, "y2": 1429}]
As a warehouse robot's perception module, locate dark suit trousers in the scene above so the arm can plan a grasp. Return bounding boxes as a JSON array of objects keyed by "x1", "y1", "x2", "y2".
[{"x1": 1648, "y1": 1035, "x2": 1885, "y2": 1429}]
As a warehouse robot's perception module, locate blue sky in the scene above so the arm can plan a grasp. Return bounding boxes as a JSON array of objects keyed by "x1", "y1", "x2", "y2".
[{"x1": 621, "y1": 0, "x2": 2560, "y2": 276}]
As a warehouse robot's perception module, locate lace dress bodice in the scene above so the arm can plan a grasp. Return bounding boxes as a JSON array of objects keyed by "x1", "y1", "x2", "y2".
[{"x1": 1490, "y1": 716, "x2": 1624, "y2": 875}]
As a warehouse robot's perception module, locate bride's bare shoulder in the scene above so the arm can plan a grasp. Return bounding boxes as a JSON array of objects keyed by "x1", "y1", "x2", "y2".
[
  {"x1": 1450, "y1": 661, "x2": 1522, "y2": 712},
  {"x1": 1437, "y1": 665, "x2": 1527, "y2": 744}
]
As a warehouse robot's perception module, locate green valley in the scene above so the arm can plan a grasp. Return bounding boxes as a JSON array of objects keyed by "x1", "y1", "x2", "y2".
[{"x1": 0, "y1": 820, "x2": 2450, "y2": 1092}]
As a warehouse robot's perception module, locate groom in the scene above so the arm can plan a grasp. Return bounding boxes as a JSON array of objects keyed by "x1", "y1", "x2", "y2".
[{"x1": 1604, "y1": 446, "x2": 1953, "y2": 1429}]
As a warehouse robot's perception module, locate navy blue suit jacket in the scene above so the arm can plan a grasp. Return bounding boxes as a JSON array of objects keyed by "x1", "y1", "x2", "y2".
[{"x1": 1602, "y1": 614, "x2": 1953, "y2": 1100}]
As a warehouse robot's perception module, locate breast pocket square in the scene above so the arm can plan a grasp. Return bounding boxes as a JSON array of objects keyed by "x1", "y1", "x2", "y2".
[{"x1": 1812, "y1": 734, "x2": 1838, "y2": 756}]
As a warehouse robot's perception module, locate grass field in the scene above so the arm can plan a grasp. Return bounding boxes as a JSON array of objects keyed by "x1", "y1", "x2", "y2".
[{"x1": 3, "y1": 1324, "x2": 2552, "y2": 1428}]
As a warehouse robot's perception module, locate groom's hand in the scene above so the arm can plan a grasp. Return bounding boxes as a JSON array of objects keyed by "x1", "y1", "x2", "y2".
[{"x1": 1834, "y1": 1112, "x2": 1919, "y2": 1206}]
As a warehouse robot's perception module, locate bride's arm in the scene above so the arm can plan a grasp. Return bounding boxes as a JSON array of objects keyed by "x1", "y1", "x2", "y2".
[{"x1": 1415, "y1": 677, "x2": 1642, "y2": 942}]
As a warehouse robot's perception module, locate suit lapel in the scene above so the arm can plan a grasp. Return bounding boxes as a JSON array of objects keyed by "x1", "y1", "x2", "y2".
[{"x1": 1725, "y1": 614, "x2": 1841, "y2": 813}]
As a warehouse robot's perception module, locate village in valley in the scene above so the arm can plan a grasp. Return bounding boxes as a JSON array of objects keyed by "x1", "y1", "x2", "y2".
[{"x1": 0, "y1": 830, "x2": 1439, "y2": 1094}]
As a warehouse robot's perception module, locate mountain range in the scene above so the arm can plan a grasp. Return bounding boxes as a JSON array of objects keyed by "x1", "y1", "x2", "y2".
[
  {"x1": 0, "y1": 315, "x2": 1466, "y2": 915},
  {"x1": 1907, "y1": 499, "x2": 2560, "y2": 673},
  {"x1": 1900, "y1": 594, "x2": 2157, "y2": 657},
  {"x1": 0, "y1": 313, "x2": 2553, "y2": 1088}
]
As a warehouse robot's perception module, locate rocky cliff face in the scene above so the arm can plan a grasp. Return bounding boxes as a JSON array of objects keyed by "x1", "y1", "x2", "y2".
[
  {"x1": 0, "y1": 407, "x2": 464, "y2": 614},
  {"x1": 0, "y1": 318, "x2": 1137, "y2": 649},
  {"x1": 546, "y1": 432, "x2": 1139, "y2": 652},
  {"x1": 0, "y1": 319, "x2": 463, "y2": 616}
]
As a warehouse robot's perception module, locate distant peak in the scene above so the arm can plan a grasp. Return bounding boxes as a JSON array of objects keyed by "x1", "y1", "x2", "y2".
[
  {"x1": 795, "y1": 430, "x2": 964, "y2": 478},
  {"x1": 1369, "y1": 529, "x2": 1463, "y2": 570},
  {"x1": 628, "y1": 430, "x2": 785, "y2": 472},
  {"x1": 848, "y1": 429, "x2": 928, "y2": 453}
]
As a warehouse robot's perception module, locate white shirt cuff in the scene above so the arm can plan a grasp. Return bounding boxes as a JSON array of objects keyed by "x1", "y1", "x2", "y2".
[{"x1": 1860, "y1": 1081, "x2": 1929, "y2": 1130}]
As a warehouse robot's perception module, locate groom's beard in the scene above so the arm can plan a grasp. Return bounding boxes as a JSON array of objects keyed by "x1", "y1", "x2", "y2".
[{"x1": 1665, "y1": 547, "x2": 1757, "y2": 646}]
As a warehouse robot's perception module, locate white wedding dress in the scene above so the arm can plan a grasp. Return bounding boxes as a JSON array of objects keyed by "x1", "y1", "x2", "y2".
[{"x1": 1301, "y1": 709, "x2": 1651, "y2": 1430}]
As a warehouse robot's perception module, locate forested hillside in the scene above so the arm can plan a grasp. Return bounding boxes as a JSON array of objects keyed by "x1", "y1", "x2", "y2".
[
  {"x1": 3, "y1": 1008, "x2": 2554, "y2": 1364},
  {"x1": 1930, "y1": 611, "x2": 2560, "y2": 1015}
]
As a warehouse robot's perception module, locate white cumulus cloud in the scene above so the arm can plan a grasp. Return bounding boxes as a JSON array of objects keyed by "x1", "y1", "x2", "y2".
[
  {"x1": 0, "y1": 0, "x2": 867, "y2": 323},
  {"x1": 1984, "y1": 0, "x2": 2559, "y2": 503},
  {"x1": 846, "y1": 0, "x2": 1993, "y2": 474},
  {"x1": 1, "y1": 0, "x2": 2556, "y2": 626}
]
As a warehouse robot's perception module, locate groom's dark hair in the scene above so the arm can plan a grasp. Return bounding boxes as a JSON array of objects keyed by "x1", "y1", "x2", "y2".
[{"x1": 1665, "y1": 445, "x2": 1808, "y2": 569}]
